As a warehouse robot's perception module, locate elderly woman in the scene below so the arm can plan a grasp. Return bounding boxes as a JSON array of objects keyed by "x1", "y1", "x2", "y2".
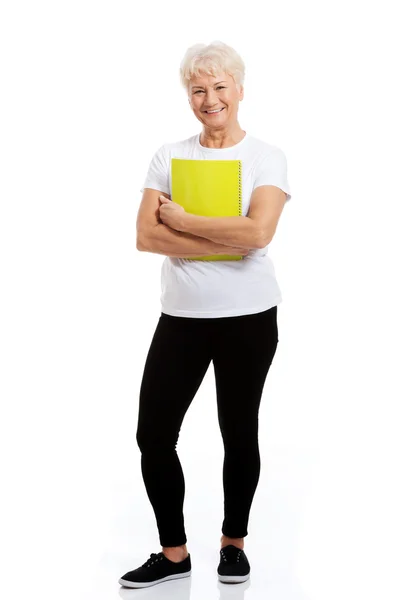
[{"x1": 119, "y1": 40, "x2": 291, "y2": 589}]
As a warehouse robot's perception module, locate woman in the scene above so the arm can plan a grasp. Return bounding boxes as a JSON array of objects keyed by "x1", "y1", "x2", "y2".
[{"x1": 119, "y1": 40, "x2": 292, "y2": 589}]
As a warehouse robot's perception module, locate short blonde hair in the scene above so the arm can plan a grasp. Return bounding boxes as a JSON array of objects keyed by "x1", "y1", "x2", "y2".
[{"x1": 179, "y1": 40, "x2": 245, "y2": 95}]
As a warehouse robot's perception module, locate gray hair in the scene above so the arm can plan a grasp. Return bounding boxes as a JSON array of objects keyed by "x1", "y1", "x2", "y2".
[{"x1": 179, "y1": 40, "x2": 245, "y2": 95}]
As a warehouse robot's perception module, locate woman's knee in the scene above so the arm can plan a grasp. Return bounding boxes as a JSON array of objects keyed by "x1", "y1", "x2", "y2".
[{"x1": 136, "y1": 428, "x2": 178, "y2": 454}]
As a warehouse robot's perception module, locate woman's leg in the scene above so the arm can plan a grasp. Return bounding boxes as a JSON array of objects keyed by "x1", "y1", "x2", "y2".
[
  {"x1": 211, "y1": 306, "x2": 279, "y2": 543},
  {"x1": 136, "y1": 313, "x2": 213, "y2": 549}
]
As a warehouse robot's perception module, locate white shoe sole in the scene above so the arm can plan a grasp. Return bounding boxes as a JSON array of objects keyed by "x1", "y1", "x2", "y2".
[
  {"x1": 218, "y1": 572, "x2": 250, "y2": 583},
  {"x1": 119, "y1": 570, "x2": 191, "y2": 588}
]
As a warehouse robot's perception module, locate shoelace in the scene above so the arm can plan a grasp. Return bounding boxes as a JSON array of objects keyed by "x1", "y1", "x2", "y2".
[{"x1": 142, "y1": 552, "x2": 164, "y2": 568}]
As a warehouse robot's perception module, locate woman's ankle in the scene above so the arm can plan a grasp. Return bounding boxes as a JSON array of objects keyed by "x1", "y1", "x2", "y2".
[
  {"x1": 220, "y1": 535, "x2": 244, "y2": 549},
  {"x1": 162, "y1": 544, "x2": 188, "y2": 556}
]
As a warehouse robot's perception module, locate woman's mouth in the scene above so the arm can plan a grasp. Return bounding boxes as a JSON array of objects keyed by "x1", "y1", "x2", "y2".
[{"x1": 204, "y1": 108, "x2": 225, "y2": 115}]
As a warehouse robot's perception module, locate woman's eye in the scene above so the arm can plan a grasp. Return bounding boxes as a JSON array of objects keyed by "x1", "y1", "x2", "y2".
[{"x1": 195, "y1": 86, "x2": 225, "y2": 94}]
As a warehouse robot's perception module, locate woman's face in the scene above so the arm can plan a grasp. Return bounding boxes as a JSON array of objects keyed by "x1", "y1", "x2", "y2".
[{"x1": 188, "y1": 72, "x2": 243, "y2": 127}]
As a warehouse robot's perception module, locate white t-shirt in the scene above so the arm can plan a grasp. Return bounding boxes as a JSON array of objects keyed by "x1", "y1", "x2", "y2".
[{"x1": 140, "y1": 131, "x2": 292, "y2": 318}]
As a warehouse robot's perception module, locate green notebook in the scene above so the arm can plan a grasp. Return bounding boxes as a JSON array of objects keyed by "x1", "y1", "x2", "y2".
[{"x1": 171, "y1": 158, "x2": 243, "y2": 261}]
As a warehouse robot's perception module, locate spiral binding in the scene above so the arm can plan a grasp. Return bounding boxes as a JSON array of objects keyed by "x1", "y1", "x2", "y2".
[{"x1": 238, "y1": 160, "x2": 242, "y2": 216}]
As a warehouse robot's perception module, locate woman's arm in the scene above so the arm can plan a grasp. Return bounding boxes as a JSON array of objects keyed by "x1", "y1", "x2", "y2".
[{"x1": 138, "y1": 223, "x2": 249, "y2": 257}]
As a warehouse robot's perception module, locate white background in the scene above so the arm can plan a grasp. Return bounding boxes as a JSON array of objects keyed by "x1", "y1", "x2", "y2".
[{"x1": 1, "y1": 1, "x2": 400, "y2": 599}]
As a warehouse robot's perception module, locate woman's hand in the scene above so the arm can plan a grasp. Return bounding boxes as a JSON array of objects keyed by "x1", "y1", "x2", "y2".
[{"x1": 159, "y1": 195, "x2": 188, "y2": 232}]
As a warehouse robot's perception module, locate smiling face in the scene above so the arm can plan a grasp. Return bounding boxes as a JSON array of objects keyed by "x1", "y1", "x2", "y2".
[{"x1": 188, "y1": 72, "x2": 244, "y2": 128}]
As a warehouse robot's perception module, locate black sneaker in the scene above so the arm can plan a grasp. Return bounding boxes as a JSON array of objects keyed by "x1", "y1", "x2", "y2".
[
  {"x1": 217, "y1": 545, "x2": 250, "y2": 583},
  {"x1": 118, "y1": 551, "x2": 191, "y2": 588}
]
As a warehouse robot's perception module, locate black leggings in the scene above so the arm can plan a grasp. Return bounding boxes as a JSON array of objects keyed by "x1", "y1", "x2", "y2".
[{"x1": 136, "y1": 305, "x2": 279, "y2": 548}]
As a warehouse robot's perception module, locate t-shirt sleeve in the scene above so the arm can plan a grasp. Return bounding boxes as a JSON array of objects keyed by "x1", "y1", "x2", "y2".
[
  {"x1": 253, "y1": 147, "x2": 292, "y2": 202},
  {"x1": 140, "y1": 145, "x2": 170, "y2": 194}
]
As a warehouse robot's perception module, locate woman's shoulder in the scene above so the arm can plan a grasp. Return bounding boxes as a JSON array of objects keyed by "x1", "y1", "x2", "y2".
[
  {"x1": 246, "y1": 134, "x2": 285, "y2": 156},
  {"x1": 160, "y1": 134, "x2": 198, "y2": 153}
]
